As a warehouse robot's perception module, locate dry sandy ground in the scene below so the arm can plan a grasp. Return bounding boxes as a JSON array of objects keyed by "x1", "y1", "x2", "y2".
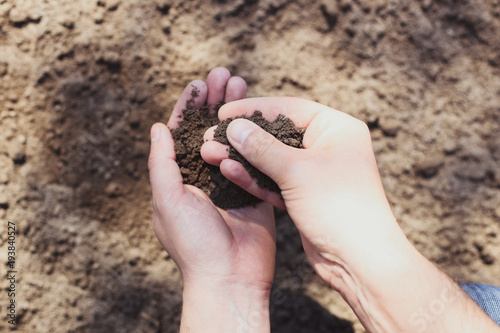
[{"x1": 0, "y1": 0, "x2": 499, "y2": 332}]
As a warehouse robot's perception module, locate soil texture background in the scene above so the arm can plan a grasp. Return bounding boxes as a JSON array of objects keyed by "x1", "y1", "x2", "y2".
[{"x1": 1, "y1": 0, "x2": 500, "y2": 332}]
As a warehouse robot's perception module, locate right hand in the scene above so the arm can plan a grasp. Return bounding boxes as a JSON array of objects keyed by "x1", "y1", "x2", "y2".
[
  {"x1": 201, "y1": 97, "x2": 405, "y2": 286},
  {"x1": 202, "y1": 97, "x2": 500, "y2": 333}
]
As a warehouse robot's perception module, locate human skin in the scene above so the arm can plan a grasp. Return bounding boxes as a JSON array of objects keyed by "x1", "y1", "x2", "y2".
[
  {"x1": 201, "y1": 97, "x2": 500, "y2": 332},
  {"x1": 148, "y1": 68, "x2": 275, "y2": 333}
]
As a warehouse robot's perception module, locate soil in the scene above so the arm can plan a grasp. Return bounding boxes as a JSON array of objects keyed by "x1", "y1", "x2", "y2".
[
  {"x1": 172, "y1": 101, "x2": 304, "y2": 209},
  {"x1": 1, "y1": 1, "x2": 500, "y2": 332},
  {"x1": 214, "y1": 110, "x2": 305, "y2": 194},
  {"x1": 170, "y1": 94, "x2": 262, "y2": 209}
]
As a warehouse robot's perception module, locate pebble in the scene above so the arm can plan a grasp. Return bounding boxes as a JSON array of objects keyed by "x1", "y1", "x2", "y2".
[
  {"x1": 0, "y1": 62, "x2": 8, "y2": 77},
  {"x1": 60, "y1": 19, "x2": 75, "y2": 29},
  {"x1": 17, "y1": 135, "x2": 26, "y2": 144},
  {"x1": 0, "y1": 192, "x2": 9, "y2": 209},
  {"x1": 12, "y1": 151, "x2": 26, "y2": 165},
  {"x1": 133, "y1": 142, "x2": 150, "y2": 157},
  {"x1": 339, "y1": 0, "x2": 352, "y2": 11},
  {"x1": 380, "y1": 118, "x2": 400, "y2": 137},
  {"x1": 320, "y1": 0, "x2": 339, "y2": 26},
  {"x1": 9, "y1": 7, "x2": 28, "y2": 25},
  {"x1": 0, "y1": 171, "x2": 9, "y2": 184},
  {"x1": 104, "y1": 182, "x2": 121, "y2": 197},
  {"x1": 415, "y1": 157, "x2": 444, "y2": 178},
  {"x1": 443, "y1": 139, "x2": 459, "y2": 155}
]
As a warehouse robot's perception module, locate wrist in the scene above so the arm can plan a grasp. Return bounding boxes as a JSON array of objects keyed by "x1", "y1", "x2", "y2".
[
  {"x1": 315, "y1": 230, "x2": 497, "y2": 333},
  {"x1": 180, "y1": 279, "x2": 271, "y2": 333}
]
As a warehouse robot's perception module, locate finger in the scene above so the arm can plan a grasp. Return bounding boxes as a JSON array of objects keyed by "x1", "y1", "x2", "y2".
[
  {"x1": 168, "y1": 80, "x2": 208, "y2": 129},
  {"x1": 218, "y1": 97, "x2": 325, "y2": 127},
  {"x1": 148, "y1": 123, "x2": 184, "y2": 211},
  {"x1": 225, "y1": 76, "x2": 247, "y2": 102},
  {"x1": 226, "y1": 119, "x2": 298, "y2": 186},
  {"x1": 220, "y1": 159, "x2": 286, "y2": 210},
  {"x1": 206, "y1": 67, "x2": 231, "y2": 111},
  {"x1": 200, "y1": 141, "x2": 229, "y2": 166},
  {"x1": 203, "y1": 125, "x2": 217, "y2": 142}
]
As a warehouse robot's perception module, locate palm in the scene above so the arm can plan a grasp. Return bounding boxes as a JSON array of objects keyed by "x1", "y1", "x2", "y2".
[
  {"x1": 178, "y1": 185, "x2": 275, "y2": 285},
  {"x1": 150, "y1": 68, "x2": 275, "y2": 288}
]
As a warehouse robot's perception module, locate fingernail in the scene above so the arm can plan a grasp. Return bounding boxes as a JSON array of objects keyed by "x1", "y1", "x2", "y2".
[
  {"x1": 151, "y1": 124, "x2": 161, "y2": 142},
  {"x1": 229, "y1": 119, "x2": 254, "y2": 144}
]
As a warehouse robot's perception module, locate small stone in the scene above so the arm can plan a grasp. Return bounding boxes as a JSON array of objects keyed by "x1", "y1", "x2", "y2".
[
  {"x1": 443, "y1": 139, "x2": 458, "y2": 155},
  {"x1": 481, "y1": 253, "x2": 495, "y2": 265},
  {"x1": 415, "y1": 157, "x2": 444, "y2": 178},
  {"x1": 13, "y1": 151, "x2": 26, "y2": 165},
  {"x1": 97, "y1": 51, "x2": 121, "y2": 73},
  {"x1": 128, "y1": 248, "x2": 142, "y2": 266},
  {"x1": 108, "y1": 0, "x2": 121, "y2": 11},
  {"x1": 0, "y1": 171, "x2": 9, "y2": 184},
  {"x1": 155, "y1": 0, "x2": 171, "y2": 15},
  {"x1": 320, "y1": 0, "x2": 338, "y2": 28},
  {"x1": 17, "y1": 135, "x2": 26, "y2": 144},
  {"x1": 128, "y1": 108, "x2": 141, "y2": 127},
  {"x1": 339, "y1": 0, "x2": 352, "y2": 11},
  {"x1": 0, "y1": 192, "x2": 9, "y2": 210},
  {"x1": 9, "y1": 8, "x2": 28, "y2": 25},
  {"x1": 60, "y1": 19, "x2": 75, "y2": 29},
  {"x1": 0, "y1": 62, "x2": 8, "y2": 77},
  {"x1": 380, "y1": 118, "x2": 400, "y2": 137},
  {"x1": 104, "y1": 182, "x2": 121, "y2": 197},
  {"x1": 94, "y1": 11, "x2": 104, "y2": 24}
]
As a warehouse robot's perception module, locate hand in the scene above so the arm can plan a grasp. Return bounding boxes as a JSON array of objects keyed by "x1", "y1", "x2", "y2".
[
  {"x1": 202, "y1": 97, "x2": 398, "y2": 281},
  {"x1": 148, "y1": 68, "x2": 275, "y2": 333},
  {"x1": 201, "y1": 97, "x2": 500, "y2": 333}
]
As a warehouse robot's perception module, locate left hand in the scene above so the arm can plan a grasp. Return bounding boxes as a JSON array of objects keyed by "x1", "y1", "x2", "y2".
[{"x1": 148, "y1": 68, "x2": 275, "y2": 332}]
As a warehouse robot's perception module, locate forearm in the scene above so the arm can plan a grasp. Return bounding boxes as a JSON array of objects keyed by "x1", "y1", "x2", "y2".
[
  {"x1": 180, "y1": 281, "x2": 271, "y2": 333},
  {"x1": 321, "y1": 227, "x2": 500, "y2": 332}
]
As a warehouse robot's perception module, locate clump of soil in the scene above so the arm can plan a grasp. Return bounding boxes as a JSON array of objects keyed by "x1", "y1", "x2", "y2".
[
  {"x1": 214, "y1": 111, "x2": 305, "y2": 193},
  {"x1": 170, "y1": 90, "x2": 305, "y2": 209},
  {"x1": 171, "y1": 92, "x2": 261, "y2": 209}
]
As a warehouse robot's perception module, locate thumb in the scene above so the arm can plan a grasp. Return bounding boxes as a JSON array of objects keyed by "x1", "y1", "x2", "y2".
[
  {"x1": 226, "y1": 118, "x2": 296, "y2": 185},
  {"x1": 148, "y1": 123, "x2": 184, "y2": 210}
]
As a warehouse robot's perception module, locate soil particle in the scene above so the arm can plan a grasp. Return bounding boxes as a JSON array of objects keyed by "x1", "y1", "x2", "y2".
[
  {"x1": 415, "y1": 156, "x2": 444, "y2": 179},
  {"x1": 0, "y1": 62, "x2": 8, "y2": 77},
  {"x1": 0, "y1": 193, "x2": 9, "y2": 210},
  {"x1": 104, "y1": 182, "x2": 122, "y2": 198},
  {"x1": 12, "y1": 151, "x2": 26, "y2": 165},
  {"x1": 320, "y1": 0, "x2": 339, "y2": 29}
]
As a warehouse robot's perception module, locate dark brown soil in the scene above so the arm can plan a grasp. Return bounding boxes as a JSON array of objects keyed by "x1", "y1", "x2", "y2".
[
  {"x1": 171, "y1": 97, "x2": 304, "y2": 209},
  {"x1": 170, "y1": 97, "x2": 261, "y2": 209},
  {"x1": 214, "y1": 111, "x2": 305, "y2": 193}
]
